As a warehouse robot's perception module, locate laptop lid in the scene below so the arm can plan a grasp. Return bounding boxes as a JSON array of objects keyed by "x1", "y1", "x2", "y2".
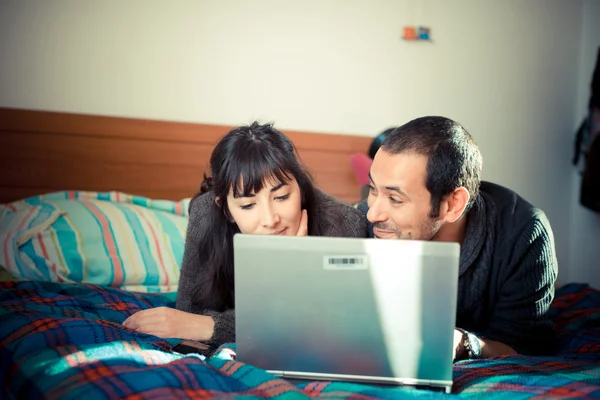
[{"x1": 233, "y1": 235, "x2": 460, "y2": 386}]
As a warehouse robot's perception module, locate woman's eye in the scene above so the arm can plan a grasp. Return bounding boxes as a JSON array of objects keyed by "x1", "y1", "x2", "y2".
[
  {"x1": 240, "y1": 204, "x2": 255, "y2": 210},
  {"x1": 275, "y1": 194, "x2": 290, "y2": 201}
]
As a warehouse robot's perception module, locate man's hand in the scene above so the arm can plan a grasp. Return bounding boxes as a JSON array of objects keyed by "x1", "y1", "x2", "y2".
[
  {"x1": 453, "y1": 328, "x2": 518, "y2": 362},
  {"x1": 453, "y1": 328, "x2": 466, "y2": 361},
  {"x1": 123, "y1": 307, "x2": 215, "y2": 341}
]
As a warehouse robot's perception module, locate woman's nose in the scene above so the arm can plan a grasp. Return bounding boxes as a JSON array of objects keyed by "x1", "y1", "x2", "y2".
[{"x1": 261, "y1": 204, "x2": 280, "y2": 228}]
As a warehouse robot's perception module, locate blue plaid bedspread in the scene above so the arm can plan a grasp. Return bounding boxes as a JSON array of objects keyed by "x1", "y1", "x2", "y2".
[{"x1": 1, "y1": 281, "x2": 599, "y2": 399}]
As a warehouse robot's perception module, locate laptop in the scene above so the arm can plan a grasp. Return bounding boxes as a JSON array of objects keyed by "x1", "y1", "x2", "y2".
[{"x1": 233, "y1": 234, "x2": 460, "y2": 394}]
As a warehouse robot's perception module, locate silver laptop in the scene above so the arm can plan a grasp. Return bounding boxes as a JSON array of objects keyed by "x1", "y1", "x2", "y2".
[{"x1": 233, "y1": 234, "x2": 460, "y2": 394}]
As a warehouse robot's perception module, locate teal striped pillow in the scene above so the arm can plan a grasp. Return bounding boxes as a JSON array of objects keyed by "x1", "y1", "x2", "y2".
[{"x1": 0, "y1": 191, "x2": 190, "y2": 293}]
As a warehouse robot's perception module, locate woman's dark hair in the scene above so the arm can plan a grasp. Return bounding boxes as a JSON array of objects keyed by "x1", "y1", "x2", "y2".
[{"x1": 192, "y1": 121, "x2": 325, "y2": 311}]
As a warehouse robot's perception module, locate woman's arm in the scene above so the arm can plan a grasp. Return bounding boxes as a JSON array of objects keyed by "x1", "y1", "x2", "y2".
[
  {"x1": 122, "y1": 307, "x2": 215, "y2": 341},
  {"x1": 175, "y1": 238, "x2": 235, "y2": 346},
  {"x1": 175, "y1": 192, "x2": 236, "y2": 346},
  {"x1": 196, "y1": 308, "x2": 235, "y2": 346},
  {"x1": 124, "y1": 193, "x2": 235, "y2": 346}
]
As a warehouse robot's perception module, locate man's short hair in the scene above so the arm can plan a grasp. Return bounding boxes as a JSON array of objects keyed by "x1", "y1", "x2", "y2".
[{"x1": 381, "y1": 116, "x2": 483, "y2": 218}]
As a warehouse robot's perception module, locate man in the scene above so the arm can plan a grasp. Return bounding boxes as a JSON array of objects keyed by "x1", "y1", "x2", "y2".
[{"x1": 357, "y1": 116, "x2": 558, "y2": 361}]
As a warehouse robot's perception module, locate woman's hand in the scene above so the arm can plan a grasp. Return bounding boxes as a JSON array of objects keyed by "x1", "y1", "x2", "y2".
[
  {"x1": 296, "y1": 209, "x2": 308, "y2": 236},
  {"x1": 122, "y1": 307, "x2": 215, "y2": 341}
]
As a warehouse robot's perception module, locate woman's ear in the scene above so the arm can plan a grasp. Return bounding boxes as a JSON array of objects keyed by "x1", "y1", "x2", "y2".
[{"x1": 216, "y1": 196, "x2": 235, "y2": 223}]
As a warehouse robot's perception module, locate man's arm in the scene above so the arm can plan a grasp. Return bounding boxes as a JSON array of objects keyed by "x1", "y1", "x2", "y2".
[
  {"x1": 455, "y1": 213, "x2": 558, "y2": 360},
  {"x1": 479, "y1": 337, "x2": 518, "y2": 357},
  {"x1": 453, "y1": 329, "x2": 517, "y2": 361}
]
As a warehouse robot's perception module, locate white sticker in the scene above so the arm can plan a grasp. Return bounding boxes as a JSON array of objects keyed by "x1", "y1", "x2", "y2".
[{"x1": 323, "y1": 255, "x2": 368, "y2": 270}]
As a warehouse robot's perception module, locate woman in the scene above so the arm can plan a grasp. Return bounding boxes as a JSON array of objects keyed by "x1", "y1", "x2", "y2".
[{"x1": 123, "y1": 122, "x2": 367, "y2": 347}]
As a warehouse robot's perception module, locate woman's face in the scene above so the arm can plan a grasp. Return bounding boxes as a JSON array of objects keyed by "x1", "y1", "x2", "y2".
[{"x1": 226, "y1": 176, "x2": 303, "y2": 236}]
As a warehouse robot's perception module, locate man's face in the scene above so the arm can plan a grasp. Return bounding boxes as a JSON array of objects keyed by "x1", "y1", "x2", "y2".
[{"x1": 366, "y1": 150, "x2": 443, "y2": 240}]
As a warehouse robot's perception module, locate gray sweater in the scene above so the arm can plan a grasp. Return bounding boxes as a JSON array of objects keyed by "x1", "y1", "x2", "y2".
[
  {"x1": 358, "y1": 181, "x2": 559, "y2": 355},
  {"x1": 176, "y1": 189, "x2": 368, "y2": 347}
]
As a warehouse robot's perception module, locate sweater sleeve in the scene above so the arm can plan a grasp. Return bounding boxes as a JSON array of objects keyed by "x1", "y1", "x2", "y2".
[
  {"x1": 484, "y1": 212, "x2": 558, "y2": 355},
  {"x1": 175, "y1": 193, "x2": 236, "y2": 347}
]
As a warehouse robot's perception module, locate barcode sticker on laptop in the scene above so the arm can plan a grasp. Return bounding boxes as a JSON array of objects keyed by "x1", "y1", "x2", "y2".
[{"x1": 323, "y1": 255, "x2": 368, "y2": 270}]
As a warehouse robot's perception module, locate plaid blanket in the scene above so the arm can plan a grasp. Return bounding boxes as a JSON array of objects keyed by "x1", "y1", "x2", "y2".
[{"x1": 1, "y1": 281, "x2": 599, "y2": 399}]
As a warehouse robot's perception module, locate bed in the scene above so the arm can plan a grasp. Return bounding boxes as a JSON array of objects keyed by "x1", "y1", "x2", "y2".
[{"x1": 1, "y1": 107, "x2": 599, "y2": 399}]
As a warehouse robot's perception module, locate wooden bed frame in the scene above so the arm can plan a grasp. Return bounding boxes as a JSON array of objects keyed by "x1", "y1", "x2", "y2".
[{"x1": 0, "y1": 107, "x2": 372, "y2": 205}]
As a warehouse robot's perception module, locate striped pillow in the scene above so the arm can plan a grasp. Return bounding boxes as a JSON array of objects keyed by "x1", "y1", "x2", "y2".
[{"x1": 0, "y1": 191, "x2": 190, "y2": 292}]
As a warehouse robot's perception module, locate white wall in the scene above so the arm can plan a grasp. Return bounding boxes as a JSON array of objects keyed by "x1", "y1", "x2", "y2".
[
  {"x1": 0, "y1": 0, "x2": 593, "y2": 285},
  {"x1": 568, "y1": 0, "x2": 600, "y2": 288}
]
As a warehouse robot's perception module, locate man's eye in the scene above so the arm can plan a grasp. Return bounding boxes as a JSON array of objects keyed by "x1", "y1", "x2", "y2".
[
  {"x1": 389, "y1": 197, "x2": 402, "y2": 204},
  {"x1": 368, "y1": 185, "x2": 376, "y2": 193}
]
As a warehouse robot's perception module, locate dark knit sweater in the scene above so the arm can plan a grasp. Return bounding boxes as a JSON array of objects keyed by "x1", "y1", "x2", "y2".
[
  {"x1": 176, "y1": 189, "x2": 368, "y2": 347},
  {"x1": 358, "y1": 181, "x2": 558, "y2": 355}
]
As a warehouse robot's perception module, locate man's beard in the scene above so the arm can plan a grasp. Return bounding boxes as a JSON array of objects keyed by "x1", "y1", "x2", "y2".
[{"x1": 374, "y1": 217, "x2": 442, "y2": 240}]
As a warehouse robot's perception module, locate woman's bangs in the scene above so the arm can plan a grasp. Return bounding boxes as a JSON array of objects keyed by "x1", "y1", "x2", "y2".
[{"x1": 228, "y1": 154, "x2": 294, "y2": 198}]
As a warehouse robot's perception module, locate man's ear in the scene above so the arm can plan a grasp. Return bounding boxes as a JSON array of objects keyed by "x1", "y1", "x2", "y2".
[{"x1": 443, "y1": 187, "x2": 470, "y2": 223}]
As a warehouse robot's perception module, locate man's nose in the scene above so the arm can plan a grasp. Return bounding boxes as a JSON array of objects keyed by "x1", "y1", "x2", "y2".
[{"x1": 367, "y1": 196, "x2": 387, "y2": 223}]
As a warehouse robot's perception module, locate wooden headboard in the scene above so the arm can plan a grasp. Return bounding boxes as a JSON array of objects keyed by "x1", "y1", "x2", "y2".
[{"x1": 0, "y1": 108, "x2": 372, "y2": 205}]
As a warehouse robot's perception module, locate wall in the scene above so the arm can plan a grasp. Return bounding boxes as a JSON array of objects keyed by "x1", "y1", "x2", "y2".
[
  {"x1": 568, "y1": 0, "x2": 600, "y2": 288},
  {"x1": 0, "y1": 0, "x2": 591, "y2": 284}
]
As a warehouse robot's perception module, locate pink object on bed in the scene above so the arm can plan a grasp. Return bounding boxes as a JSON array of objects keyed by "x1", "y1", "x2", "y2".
[{"x1": 349, "y1": 153, "x2": 373, "y2": 186}]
